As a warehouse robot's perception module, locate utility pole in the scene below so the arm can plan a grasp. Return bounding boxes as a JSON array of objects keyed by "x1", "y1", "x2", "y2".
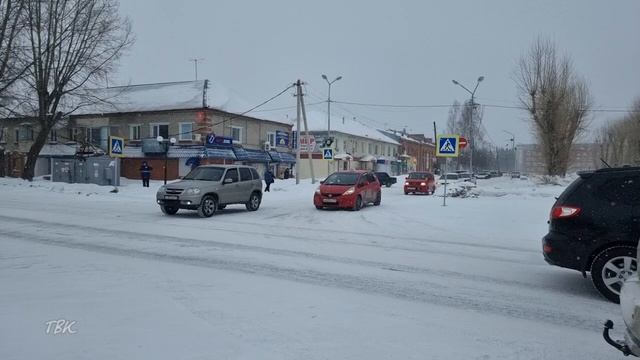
[
  {"x1": 189, "y1": 58, "x2": 205, "y2": 80},
  {"x1": 295, "y1": 81, "x2": 301, "y2": 185},
  {"x1": 296, "y1": 80, "x2": 315, "y2": 184}
]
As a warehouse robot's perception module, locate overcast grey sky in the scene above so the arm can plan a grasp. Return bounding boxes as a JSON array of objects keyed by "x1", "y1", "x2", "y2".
[{"x1": 114, "y1": 0, "x2": 640, "y2": 145}]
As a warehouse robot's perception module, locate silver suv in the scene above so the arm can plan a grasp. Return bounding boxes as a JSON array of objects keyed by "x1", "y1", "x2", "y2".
[{"x1": 156, "y1": 165, "x2": 263, "y2": 217}]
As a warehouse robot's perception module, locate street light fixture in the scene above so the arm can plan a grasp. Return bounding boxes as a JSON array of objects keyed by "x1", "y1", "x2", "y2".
[
  {"x1": 157, "y1": 135, "x2": 176, "y2": 184},
  {"x1": 452, "y1": 76, "x2": 484, "y2": 173},
  {"x1": 322, "y1": 74, "x2": 342, "y2": 174},
  {"x1": 502, "y1": 130, "x2": 516, "y2": 172}
]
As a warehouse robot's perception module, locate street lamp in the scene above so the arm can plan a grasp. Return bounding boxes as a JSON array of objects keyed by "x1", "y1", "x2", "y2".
[
  {"x1": 503, "y1": 130, "x2": 516, "y2": 172},
  {"x1": 157, "y1": 135, "x2": 176, "y2": 184},
  {"x1": 452, "y1": 76, "x2": 484, "y2": 173},
  {"x1": 322, "y1": 74, "x2": 342, "y2": 174}
]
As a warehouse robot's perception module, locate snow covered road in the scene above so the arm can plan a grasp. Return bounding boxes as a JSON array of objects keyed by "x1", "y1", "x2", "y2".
[{"x1": 0, "y1": 177, "x2": 628, "y2": 359}]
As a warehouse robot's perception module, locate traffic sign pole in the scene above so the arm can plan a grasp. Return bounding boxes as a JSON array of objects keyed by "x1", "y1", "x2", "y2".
[{"x1": 443, "y1": 159, "x2": 448, "y2": 207}]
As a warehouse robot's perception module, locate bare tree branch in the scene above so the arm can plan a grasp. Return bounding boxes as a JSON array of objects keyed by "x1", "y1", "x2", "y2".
[
  {"x1": 17, "y1": 0, "x2": 133, "y2": 180},
  {"x1": 513, "y1": 37, "x2": 592, "y2": 176}
]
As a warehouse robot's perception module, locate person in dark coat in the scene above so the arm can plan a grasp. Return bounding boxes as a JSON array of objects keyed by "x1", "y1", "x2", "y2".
[
  {"x1": 140, "y1": 161, "x2": 153, "y2": 187},
  {"x1": 283, "y1": 168, "x2": 290, "y2": 179},
  {"x1": 264, "y1": 168, "x2": 274, "y2": 192}
]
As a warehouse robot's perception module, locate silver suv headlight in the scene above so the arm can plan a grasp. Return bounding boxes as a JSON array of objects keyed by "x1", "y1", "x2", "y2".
[
  {"x1": 158, "y1": 185, "x2": 166, "y2": 193},
  {"x1": 184, "y1": 188, "x2": 201, "y2": 195}
]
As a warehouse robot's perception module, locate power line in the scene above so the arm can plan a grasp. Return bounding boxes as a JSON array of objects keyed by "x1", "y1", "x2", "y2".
[
  {"x1": 332, "y1": 100, "x2": 640, "y2": 113},
  {"x1": 166, "y1": 83, "x2": 296, "y2": 138}
]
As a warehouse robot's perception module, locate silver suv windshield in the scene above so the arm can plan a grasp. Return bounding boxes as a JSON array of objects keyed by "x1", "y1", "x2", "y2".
[{"x1": 183, "y1": 167, "x2": 225, "y2": 181}]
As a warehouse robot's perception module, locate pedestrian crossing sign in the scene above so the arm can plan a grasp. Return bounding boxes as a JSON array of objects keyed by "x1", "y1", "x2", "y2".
[
  {"x1": 436, "y1": 134, "x2": 460, "y2": 157},
  {"x1": 109, "y1": 136, "x2": 125, "y2": 158},
  {"x1": 322, "y1": 148, "x2": 333, "y2": 160}
]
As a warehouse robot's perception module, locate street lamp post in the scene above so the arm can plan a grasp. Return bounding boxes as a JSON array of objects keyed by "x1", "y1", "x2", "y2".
[
  {"x1": 503, "y1": 130, "x2": 516, "y2": 172},
  {"x1": 452, "y1": 76, "x2": 484, "y2": 173},
  {"x1": 157, "y1": 136, "x2": 176, "y2": 184},
  {"x1": 322, "y1": 74, "x2": 342, "y2": 175}
]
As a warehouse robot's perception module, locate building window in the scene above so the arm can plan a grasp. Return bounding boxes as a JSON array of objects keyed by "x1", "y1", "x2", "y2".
[
  {"x1": 343, "y1": 140, "x2": 347, "y2": 153},
  {"x1": 129, "y1": 125, "x2": 141, "y2": 140},
  {"x1": 231, "y1": 126, "x2": 243, "y2": 143},
  {"x1": 17, "y1": 125, "x2": 33, "y2": 142},
  {"x1": 151, "y1": 123, "x2": 169, "y2": 139},
  {"x1": 375, "y1": 145, "x2": 379, "y2": 155},
  {"x1": 68, "y1": 128, "x2": 83, "y2": 142},
  {"x1": 86, "y1": 127, "x2": 108, "y2": 148},
  {"x1": 368, "y1": 143, "x2": 372, "y2": 154},
  {"x1": 49, "y1": 129, "x2": 58, "y2": 143},
  {"x1": 179, "y1": 122, "x2": 193, "y2": 141},
  {"x1": 266, "y1": 131, "x2": 276, "y2": 147},
  {"x1": 0, "y1": 127, "x2": 6, "y2": 143}
]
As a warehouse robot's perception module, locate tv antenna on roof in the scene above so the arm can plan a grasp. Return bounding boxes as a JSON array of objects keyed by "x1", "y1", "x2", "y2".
[{"x1": 189, "y1": 58, "x2": 205, "y2": 80}]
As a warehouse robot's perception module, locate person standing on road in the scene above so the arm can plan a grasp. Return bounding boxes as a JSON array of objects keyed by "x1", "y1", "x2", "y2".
[
  {"x1": 140, "y1": 161, "x2": 153, "y2": 187},
  {"x1": 283, "y1": 168, "x2": 290, "y2": 179},
  {"x1": 264, "y1": 168, "x2": 274, "y2": 192}
]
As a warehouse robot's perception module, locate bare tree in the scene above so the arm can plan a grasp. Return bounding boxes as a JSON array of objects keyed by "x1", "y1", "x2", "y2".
[
  {"x1": 596, "y1": 98, "x2": 640, "y2": 166},
  {"x1": 514, "y1": 38, "x2": 592, "y2": 176},
  {"x1": 16, "y1": 0, "x2": 132, "y2": 180},
  {"x1": 0, "y1": 0, "x2": 27, "y2": 100}
]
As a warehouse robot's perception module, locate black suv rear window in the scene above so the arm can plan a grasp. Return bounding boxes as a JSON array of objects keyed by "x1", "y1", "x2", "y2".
[{"x1": 556, "y1": 177, "x2": 585, "y2": 204}]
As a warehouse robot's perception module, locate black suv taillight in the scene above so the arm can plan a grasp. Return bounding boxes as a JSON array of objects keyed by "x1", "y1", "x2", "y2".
[{"x1": 550, "y1": 205, "x2": 581, "y2": 219}]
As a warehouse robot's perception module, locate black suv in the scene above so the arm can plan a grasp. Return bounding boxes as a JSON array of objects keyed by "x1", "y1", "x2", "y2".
[
  {"x1": 542, "y1": 166, "x2": 640, "y2": 302},
  {"x1": 374, "y1": 172, "x2": 397, "y2": 187}
]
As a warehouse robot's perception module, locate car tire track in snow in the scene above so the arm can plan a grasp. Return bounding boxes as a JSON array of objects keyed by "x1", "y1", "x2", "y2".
[
  {"x1": 0, "y1": 210, "x2": 541, "y2": 270},
  {"x1": 1, "y1": 217, "x2": 609, "y2": 332},
  {"x1": 1, "y1": 213, "x2": 541, "y2": 290}
]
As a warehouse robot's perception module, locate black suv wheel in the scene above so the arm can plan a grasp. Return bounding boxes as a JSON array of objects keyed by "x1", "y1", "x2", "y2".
[{"x1": 591, "y1": 245, "x2": 637, "y2": 303}]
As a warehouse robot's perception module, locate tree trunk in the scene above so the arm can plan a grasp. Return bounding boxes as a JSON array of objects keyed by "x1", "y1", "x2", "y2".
[{"x1": 21, "y1": 123, "x2": 50, "y2": 180}]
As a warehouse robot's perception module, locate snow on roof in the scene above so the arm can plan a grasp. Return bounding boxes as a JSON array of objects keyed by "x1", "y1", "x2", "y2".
[
  {"x1": 292, "y1": 110, "x2": 399, "y2": 145},
  {"x1": 74, "y1": 80, "x2": 207, "y2": 114},
  {"x1": 71, "y1": 80, "x2": 290, "y2": 125}
]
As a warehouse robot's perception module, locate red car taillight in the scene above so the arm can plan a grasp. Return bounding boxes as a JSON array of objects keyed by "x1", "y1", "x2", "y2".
[{"x1": 550, "y1": 205, "x2": 581, "y2": 219}]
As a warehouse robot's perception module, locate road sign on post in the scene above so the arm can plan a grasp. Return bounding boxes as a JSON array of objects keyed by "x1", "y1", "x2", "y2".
[
  {"x1": 436, "y1": 134, "x2": 460, "y2": 158},
  {"x1": 322, "y1": 148, "x2": 333, "y2": 160},
  {"x1": 109, "y1": 136, "x2": 124, "y2": 158},
  {"x1": 459, "y1": 137, "x2": 468, "y2": 149}
]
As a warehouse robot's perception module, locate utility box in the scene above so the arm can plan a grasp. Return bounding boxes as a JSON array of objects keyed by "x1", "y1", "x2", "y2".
[{"x1": 52, "y1": 156, "x2": 120, "y2": 186}]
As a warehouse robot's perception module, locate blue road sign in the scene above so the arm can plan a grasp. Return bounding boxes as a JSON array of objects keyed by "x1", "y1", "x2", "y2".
[
  {"x1": 436, "y1": 135, "x2": 460, "y2": 157},
  {"x1": 322, "y1": 148, "x2": 333, "y2": 160},
  {"x1": 109, "y1": 136, "x2": 124, "y2": 158}
]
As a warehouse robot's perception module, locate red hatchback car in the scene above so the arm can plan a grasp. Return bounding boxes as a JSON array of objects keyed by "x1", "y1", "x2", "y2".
[
  {"x1": 314, "y1": 171, "x2": 382, "y2": 210},
  {"x1": 404, "y1": 172, "x2": 436, "y2": 195}
]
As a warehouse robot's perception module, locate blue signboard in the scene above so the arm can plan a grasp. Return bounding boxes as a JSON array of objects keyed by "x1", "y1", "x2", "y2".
[
  {"x1": 205, "y1": 134, "x2": 233, "y2": 148},
  {"x1": 213, "y1": 136, "x2": 233, "y2": 146},
  {"x1": 275, "y1": 131, "x2": 289, "y2": 147},
  {"x1": 206, "y1": 133, "x2": 216, "y2": 145}
]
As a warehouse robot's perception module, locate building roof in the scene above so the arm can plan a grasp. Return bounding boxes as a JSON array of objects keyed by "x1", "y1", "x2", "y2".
[
  {"x1": 71, "y1": 80, "x2": 289, "y2": 125},
  {"x1": 292, "y1": 110, "x2": 399, "y2": 145},
  {"x1": 379, "y1": 129, "x2": 434, "y2": 145}
]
